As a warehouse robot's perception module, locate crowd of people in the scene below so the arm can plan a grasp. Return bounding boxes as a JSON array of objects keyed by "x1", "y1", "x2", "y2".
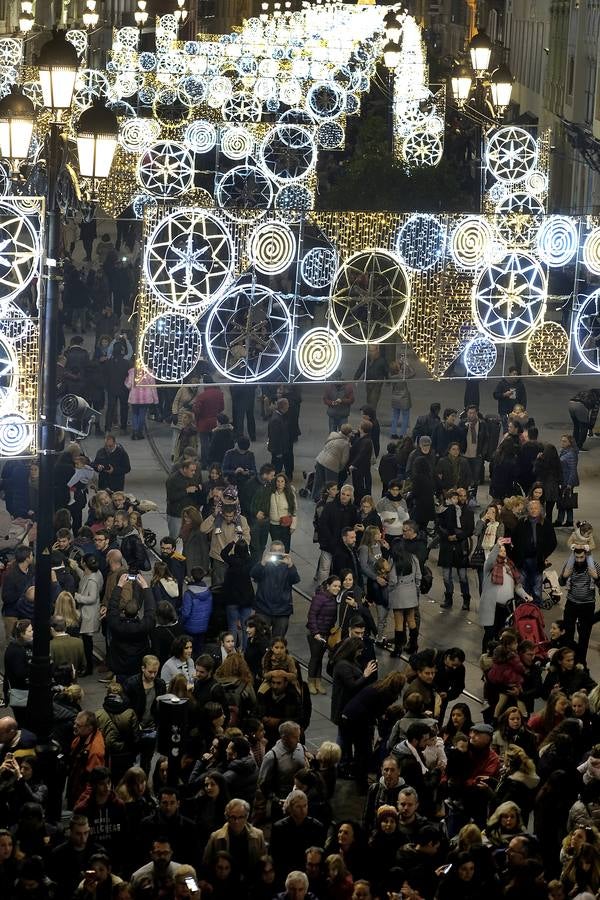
[{"x1": 3, "y1": 261, "x2": 600, "y2": 900}]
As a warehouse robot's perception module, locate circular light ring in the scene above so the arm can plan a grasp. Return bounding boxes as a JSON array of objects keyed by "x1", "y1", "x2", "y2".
[
  {"x1": 278, "y1": 107, "x2": 315, "y2": 127},
  {"x1": 177, "y1": 75, "x2": 207, "y2": 107},
  {"x1": 0, "y1": 330, "x2": 17, "y2": 409},
  {"x1": 296, "y1": 328, "x2": 342, "y2": 380},
  {"x1": 485, "y1": 125, "x2": 539, "y2": 184},
  {"x1": 115, "y1": 72, "x2": 143, "y2": 99},
  {"x1": 144, "y1": 209, "x2": 234, "y2": 313},
  {"x1": 317, "y1": 121, "x2": 344, "y2": 150},
  {"x1": 205, "y1": 284, "x2": 293, "y2": 383},
  {"x1": 301, "y1": 247, "x2": 337, "y2": 289},
  {"x1": 488, "y1": 182, "x2": 509, "y2": 203},
  {"x1": 574, "y1": 290, "x2": 600, "y2": 371},
  {"x1": 220, "y1": 126, "x2": 254, "y2": 160},
  {"x1": 306, "y1": 81, "x2": 345, "y2": 120},
  {"x1": 184, "y1": 120, "x2": 217, "y2": 154},
  {"x1": 0, "y1": 413, "x2": 33, "y2": 456},
  {"x1": 141, "y1": 313, "x2": 202, "y2": 383},
  {"x1": 116, "y1": 26, "x2": 139, "y2": 48},
  {"x1": 216, "y1": 165, "x2": 274, "y2": 223},
  {"x1": 450, "y1": 217, "x2": 496, "y2": 270},
  {"x1": 525, "y1": 322, "x2": 569, "y2": 375},
  {"x1": 495, "y1": 192, "x2": 545, "y2": 247},
  {"x1": 473, "y1": 251, "x2": 547, "y2": 343},
  {"x1": 0, "y1": 161, "x2": 10, "y2": 198},
  {"x1": 536, "y1": 216, "x2": 578, "y2": 267},
  {"x1": 583, "y1": 227, "x2": 600, "y2": 275},
  {"x1": 259, "y1": 124, "x2": 317, "y2": 184},
  {"x1": 139, "y1": 51, "x2": 156, "y2": 71},
  {"x1": 119, "y1": 117, "x2": 160, "y2": 153},
  {"x1": 248, "y1": 222, "x2": 296, "y2": 275},
  {"x1": 0, "y1": 203, "x2": 40, "y2": 303},
  {"x1": 463, "y1": 335, "x2": 498, "y2": 376},
  {"x1": 222, "y1": 92, "x2": 262, "y2": 123},
  {"x1": 279, "y1": 79, "x2": 302, "y2": 106},
  {"x1": 330, "y1": 249, "x2": 411, "y2": 345},
  {"x1": 206, "y1": 76, "x2": 233, "y2": 108},
  {"x1": 525, "y1": 169, "x2": 548, "y2": 195},
  {"x1": 402, "y1": 129, "x2": 443, "y2": 168},
  {"x1": 65, "y1": 30, "x2": 87, "y2": 59},
  {"x1": 137, "y1": 141, "x2": 194, "y2": 198},
  {"x1": 132, "y1": 193, "x2": 158, "y2": 220},
  {"x1": 395, "y1": 214, "x2": 446, "y2": 271}
]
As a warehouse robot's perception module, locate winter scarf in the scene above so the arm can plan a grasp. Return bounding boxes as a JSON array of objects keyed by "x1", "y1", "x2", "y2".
[{"x1": 492, "y1": 556, "x2": 520, "y2": 586}]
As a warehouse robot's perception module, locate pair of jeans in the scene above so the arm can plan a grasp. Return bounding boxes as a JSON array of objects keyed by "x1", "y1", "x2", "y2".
[
  {"x1": 391, "y1": 407, "x2": 410, "y2": 436},
  {"x1": 315, "y1": 550, "x2": 332, "y2": 584},
  {"x1": 106, "y1": 389, "x2": 128, "y2": 431},
  {"x1": 441, "y1": 566, "x2": 470, "y2": 601},
  {"x1": 306, "y1": 631, "x2": 328, "y2": 678},
  {"x1": 521, "y1": 557, "x2": 543, "y2": 602},
  {"x1": 465, "y1": 455, "x2": 484, "y2": 489},
  {"x1": 327, "y1": 414, "x2": 349, "y2": 432},
  {"x1": 258, "y1": 614, "x2": 289, "y2": 637},
  {"x1": 131, "y1": 404, "x2": 148, "y2": 435},
  {"x1": 167, "y1": 515, "x2": 181, "y2": 541},
  {"x1": 563, "y1": 599, "x2": 595, "y2": 663},
  {"x1": 226, "y1": 604, "x2": 253, "y2": 650},
  {"x1": 271, "y1": 452, "x2": 294, "y2": 479},
  {"x1": 569, "y1": 400, "x2": 590, "y2": 449},
  {"x1": 250, "y1": 519, "x2": 270, "y2": 564}
]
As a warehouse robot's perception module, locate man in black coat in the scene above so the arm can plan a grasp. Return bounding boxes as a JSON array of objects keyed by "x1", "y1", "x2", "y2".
[
  {"x1": 512, "y1": 498, "x2": 557, "y2": 603},
  {"x1": 192, "y1": 654, "x2": 230, "y2": 727},
  {"x1": 437, "y1": 488, "x2": 474, "y2": 611},
  {"x1": 431, "y1": 408, "x2": 463, "y2": 458},
  {"x1": 140, "y1": 787, "x2": 198, "y2": 869},
  {"x1": 318, "y1": 484, "x2": 359, "y2": 569},
  {"x1": 107, "y1": 574, "x2": 156, "y2": 680},
  {"x1": 348, "y1": 421, "x2": 374, "y2": 501},
  {"x1": 460, "y1": 405, "x2": 489, "y2": 496},
  {"x1": 268, "y1": 398, "x2": 293, "y2": 478},
  {"x1": 412, "y1": 403, "x2": 441, "y2": 443},
  {"x1": 93, "y1": 434, "x2": 131, "y2": 491},
  {"x1": 270, "y1": 791, "x2": 326, "y2": 879},
  {"x1": 331, "y1": 526, "x2": 363, "y2": 588},
  {"x1": 493, "y1": 366, "x2": 527, "y2": 428}
]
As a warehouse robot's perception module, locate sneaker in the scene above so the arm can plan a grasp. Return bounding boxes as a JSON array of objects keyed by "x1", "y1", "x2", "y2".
[{"x1": 67, "y1": 497, "x2": 75, "y2": 506}]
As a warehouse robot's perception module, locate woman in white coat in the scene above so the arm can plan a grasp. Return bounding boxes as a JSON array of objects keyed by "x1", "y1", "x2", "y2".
[
  {"x1": 479, "y1": 540, "x2": 532, "y2": 653},
  {"x1": 70, "y1": 553, "x2": 103, "y2": 675}
]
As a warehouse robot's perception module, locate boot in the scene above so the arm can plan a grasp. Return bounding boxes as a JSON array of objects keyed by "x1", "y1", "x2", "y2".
[
  {"x1": 461, "y1": 594, "x2": 471, "y2": 612},
  {"x1": 407, "y1": 628, "x2": 419, "y2": 654},
  {"x1": 389, "y1": 630, "x2": 405, "y2": 658},
  {"x1": 315, "y1": 678, "x2": 327, "y2": 695},
  {"x1": 308, "y1": 678, "x2": 318, "y2": 695},
  {"x1": 440, "y1": 594, "x2": 453, "y2": 610}
]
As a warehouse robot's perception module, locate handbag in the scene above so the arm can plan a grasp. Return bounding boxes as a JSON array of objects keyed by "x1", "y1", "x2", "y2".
[
  {"x1": 469, "y1": 546, "x2": 486, "y2": 568},
  {"x1": 560, "y1": 486, "x2": 578, "y2": 509},
  {"x1": 8, "y1": 687, "x2": 28, "y2": 707},
  {"x1": 420, "y1": 564, "x2": 433, "y2": 595},
  {"x1": 327, "y1": 602, "x2": 349, "y2": 651},
  {"x1": 279, "y1": 515, "x2": 293, "y2": 527}
]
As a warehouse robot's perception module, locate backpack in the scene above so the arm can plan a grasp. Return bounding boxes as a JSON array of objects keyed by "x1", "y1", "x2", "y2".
[{"x1": 511, "y1": 601, "x2": 548, "y2": 660}]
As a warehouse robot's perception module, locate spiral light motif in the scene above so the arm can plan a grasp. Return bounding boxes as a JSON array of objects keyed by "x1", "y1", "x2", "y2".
[
  {"x1": 525, "y1": 322, "x2": 570, "y2": 375},
  {"x1": 0, "y1": 413, "x2": 32, "y2": 456},
  {"x1": 184, "y1": 120, "x2": 217, "y2": 153},
  {"x1": 220, "y1": 126, "x2": 254, "y2": 160},
  {"x1": 583, "y1": 227, "x2": 600, "y2": 275},
  {"x1": 463, "y1": 335, "x2": 497, "y2": 376},
  {"x1": 248, "y1": 222, "x2": 296, "y2": 274},
  {"x1": 119, "y1": 117, "x2": 160, "y2": 153},
  {"x1": 536, "y1": 216, "x2": 578, "y2": 267},
  {"x1": 296, "y1": 328, "x2": 342, "y2": 380},
  {"x1": 450, "y1": 217, "x2": 495, "y2": 270}
]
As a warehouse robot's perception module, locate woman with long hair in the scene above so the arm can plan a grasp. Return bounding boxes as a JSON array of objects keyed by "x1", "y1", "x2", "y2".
[
  {"x1": 151, "y1": 560, "x2": 180, "y2": 607},
  {"x1": 555, "y1": 433, "x2": 579, "y2": 527},
  {"x1": 492, "y1": 706, "x2": 538, "y2": 759},
  {"x1": 160, "y1": 634, "x2": 195, "y2": 686},
  {"x1": 533, "y1": 442, "x2": 563, "y2": 521},
  {"x1": 214, "y1": 653, "x2": 257, "y2": 725},
  {"x1": 337, "y1": 569, "x2": 375, "y2": 639},
  {"x1": 472, "y1": 504, "x2": 505, "y2": 593},
  {"x1": 182, "y1": 770, "x2": 230, "y2": 844},
  {"x1": 339, "y1": 671, "x2": 405, "y2": 792},
  {"x1": 442, "y1": 702, "x2": 474, "y2": 746},
  {"x1": 490, "y1": 439, "x2": 520, "y2": 501},
  {"x1": 561, "y1": 841, "x2": 600, "y2": 896},
  {"x1": 387, "y1": 541, "x2": 420, "y2": 657},
  {"x1": 493, "y1": 744, "x2": 540, "y2": 818},
  {"x1": 269, "y1": 472, "x2": 297, "y2": 551},
  {"x1": 479, "y1": 541, "x2": 532, "y2": 652},
  {"x1": 179, "y1": 505, "x2": 208, "y2": 574},
  {"x1": 151, "y1": 600, "x2": 183, "y2": 665},
  {"x1": 124, "y1": 359, "x2": 158, "y2": 440},
  {"x1": 324, "y1": 821, "x2": 367, "y2": 881},
  {"x1": 244, "y1": 615, "x2": 271, "y2": 686},
  {"x1": 71, "y1": 553, "x2": 103, "y2": 675},
  {"x1": 483, "y1": 800, "x2": 527, "y2": 849},
  {"x1": 358, "y1": 524, "x2": 390, "y2": 647},
  {"x1": 528, "y1": 691, "x2": 571, "y2": 743},
  {"x1": 221, "y1": 538, "x2": 255, "y2": 650},
  {"x1": 306, "y1": 574, "x2": 342, "y2": 694},
  {"x1": 261, "y1": 635, "x2": 301, "y2": 693},
  {"x1": 54, "y1": 590, "x2": 81, "y2": 635},
  {"x1": 542, "y1": 646, "x2": 597, "y2": 698},
  {"x1": 330, "y1": 638, "x2": 377, "y2": 768}
]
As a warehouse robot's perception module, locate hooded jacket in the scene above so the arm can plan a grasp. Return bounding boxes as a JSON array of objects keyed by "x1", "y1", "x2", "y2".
[
  {"x1": 180, "y1": 582, "x2": 213, "y2": 634},
  {"x1": 316, "y1": 431, "x2": 351, "y2": 473},
  {"x1": 222, "y1": 753, "x2": 259, "y2": 805},
  {"x1": 208, "y1": 423, "x2": 235, "y2": 466},
  {"x1": 251, "y1": 559, "x2": 300, "y2": 617},
  {"x1": 107, "y1": 585, "x2": 156, "y2": 677},
  {"x1": 95, "y1": 693, "x2": 140, "y2": 754},
  {"x1": 307, "y1": 588, "x2": 338, "y2": 636}
]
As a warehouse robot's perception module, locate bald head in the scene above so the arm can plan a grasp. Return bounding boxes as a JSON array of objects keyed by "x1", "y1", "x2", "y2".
[
  {"x1": 107, "y1": 549, "x2": 123, "y2": 571},
  {"x1": 0, "y1": 716, "x2": 18, "y2": 743}
]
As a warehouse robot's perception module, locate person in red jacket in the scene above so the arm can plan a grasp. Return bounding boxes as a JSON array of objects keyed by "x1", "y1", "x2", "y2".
[
  {"x1": 193, "y1": 375, "x2": 225, "y2": 470},
  {"x1": 461, "y1": 723, "x2": 501, "y2": 827}
]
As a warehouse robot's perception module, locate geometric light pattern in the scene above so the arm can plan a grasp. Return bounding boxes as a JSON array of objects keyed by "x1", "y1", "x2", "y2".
[
  {"x1": 536, "y1": 216, "x2": 578, "y2": 267},
  {"x1": 248, "y1": 222, "x2": 296, "y2": 275},
  {"x1": 473, "y1": 252, "x2": 546, "y2": 342},
  {"x1": 0, "y1": 413, "x2": 34, "y2": 456},
  {"x1": 395, "y1": 214, "x2": 446, "y2": 271},
  {"x1": 141, "y1": 313, "x2": 202, "y2": 382},
  {"x1": 574, "y1": 290, "x2": 600, "y2": 372},
  {"x1": 137, "y1": 141, "x2": 194, "y2": 198},
  {"x1": 450, "y1": 216, "x2": 495, "y2": 270},
  {"x1": 582, "y1": 227, "x2": 600, "y2": 276},
  {"x1": 463, "y1": 334, "x2": 498, "y2": 376},
  {"x1": 485, "y1": 126, "x2": 538, "y2": 183},
  {"x1": 525, "y1": 322, "x2": 570, "y2": 375},
  {"x1": 295, "y1": 327, "x2": 342, "y2": 380},
  {"x1": 0, "y1": 203, "x2": 40, "y2": 302},
  {"x1": 301, "y1": 247, "x2": 338, "y2": 289}
]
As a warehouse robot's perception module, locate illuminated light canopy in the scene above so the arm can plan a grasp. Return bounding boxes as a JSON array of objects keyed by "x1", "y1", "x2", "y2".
[
  {"x1": 582, "y1": 228, "x2": 600, "y2": 275},
  {"x1": 0, "y1": 412, "x2": 33, "y2": 456},
  {"x1": 296, "y1": 327, "x2": 342, "y2": 380},
  {"x1": 259, "y1": 124, "x2": 317, "y2": 183},
  {"x1": 473, "y1": 252, "x2": 547, "y2": 343},
  {"x1": 536, "y1": 216, "x2": 578, "y2": 267},
  {"x1": 205, "y1": 283, "x2": 293, "y2": 383},
  {"x1": 396, "y1": 214, "x2": 446, "y2": 271},
  {"x1": 141, "y1": 313, "x2": 202, "y2": 382},
  {"x1": 450, "y1": 216, "x2": 495, "y2": 270},
  {"x1": 463, "y1": 335, "x2": 498, "y2": 376},
  {"x1": 525, "y1": 322, "x2": 569, "y2": 375},
  {"x1": 216, "y1": 165, "x2": 274, "y2": 223},
  {"x1": 248, "y1": 221, "x2": 297, "y2": 274}
]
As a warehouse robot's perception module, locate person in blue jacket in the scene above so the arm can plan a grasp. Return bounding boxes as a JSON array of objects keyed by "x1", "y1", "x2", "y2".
[
  {"x1": 180, "y1": 567, "x2": 213, "y2": 655},
  {"x1": 250, "y1": 541, "x2": 300, "y2": 637}
]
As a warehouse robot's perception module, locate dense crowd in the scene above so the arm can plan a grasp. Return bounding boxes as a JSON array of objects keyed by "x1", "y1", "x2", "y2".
[{"x1": 3, "y1": 233, "x2": 600, "y2": 899}]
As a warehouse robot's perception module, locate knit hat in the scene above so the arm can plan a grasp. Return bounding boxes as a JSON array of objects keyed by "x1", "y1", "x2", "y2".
[{"x1": 377, "y1": 804, "x2": 399, "y2": 822}]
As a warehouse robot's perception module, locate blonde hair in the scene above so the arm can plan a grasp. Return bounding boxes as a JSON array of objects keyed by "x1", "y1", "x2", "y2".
[
  {"x1": 61, "y1": 684, "x2": 83, "y2": 704},
  {"x1": 325, "y1": 854, "x2": 348, "y2": 880},
  {"x1": 316, "y1": 741, "x2": 342, "y2": 767},
  {"x1": 457, "y1": 823, "x2": 483, "y2": 850},
  {"x1": 54, "y1": 591, "x2": 80, "y2": 628},
  {"x1": 486, "y1": 801, "x2": 523, "y2": 830}
]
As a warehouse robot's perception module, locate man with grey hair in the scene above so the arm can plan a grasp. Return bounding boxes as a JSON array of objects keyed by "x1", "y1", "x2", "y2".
[
  {"x1": 278, "y1": 870, "x2": 316, "y2": 900},
  {"x1": 317, "y1": 482, "x2": 359, "y2": 572},
  {"x1": 251, "y1": 541, "x2": 300, "y2": 636},
  {"x1": 406, "y1": 434, "x2": 436, "y2": 479},
  {"x1": 49, "y1": 614, "x2": 86, "y2": 674},
  {"x1": 270, "y1": 789, "x2": 326, "y2": 879},
  {"x1": 203, "y1": 798, "x2": 266, "y2": 881},
  {"x1": 257, "y1": 722, "x2": 307, "y2": 820}
]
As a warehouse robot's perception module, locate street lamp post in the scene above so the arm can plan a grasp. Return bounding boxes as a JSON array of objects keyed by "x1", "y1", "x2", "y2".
[{"x1": 0, "y1": 31, "x2": 118, "y2": 744}]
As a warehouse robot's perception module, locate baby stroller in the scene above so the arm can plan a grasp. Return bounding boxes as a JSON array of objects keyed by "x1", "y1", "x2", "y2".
[
  {"x1": 541, "y1": 565, "x2": 562, "y2": 611},
  {"x1": 506, "y1": 598, "x2": 549, "y2": 661},
  {"x1": 299, "y1": 470, "x2": 315, "y2": 499}
]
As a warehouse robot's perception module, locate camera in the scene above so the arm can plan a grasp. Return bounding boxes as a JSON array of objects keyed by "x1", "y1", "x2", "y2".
[
  {"x1": 184, "y1": 877, "x2": 198, "y2": 892},
  {"x1": 269, "y1": 553, "x2": 284, "y2": 563}
]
